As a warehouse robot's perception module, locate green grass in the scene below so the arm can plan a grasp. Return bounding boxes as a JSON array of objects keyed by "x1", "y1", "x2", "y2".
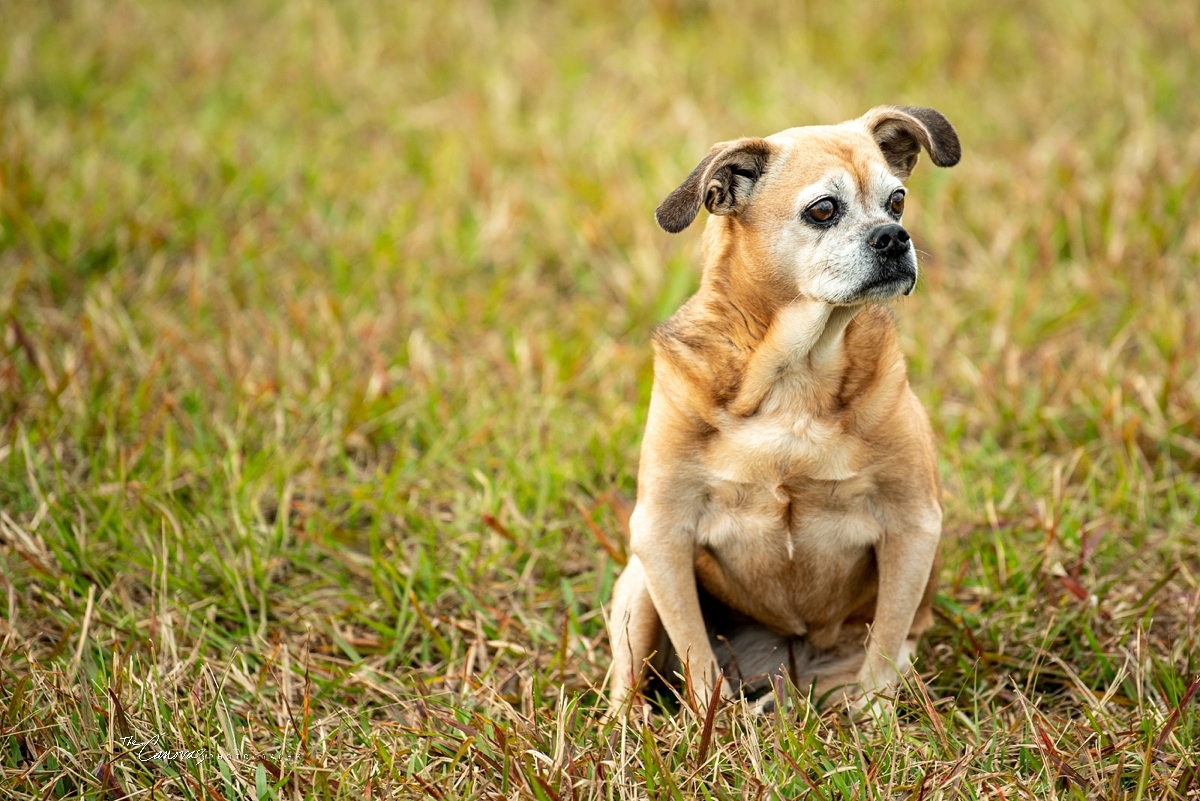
[{"x1": 1, "y1": 0, "x2": 1199, "y2": 798}]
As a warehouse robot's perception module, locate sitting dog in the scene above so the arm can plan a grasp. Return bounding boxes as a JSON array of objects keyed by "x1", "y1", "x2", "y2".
[{"x1": 607, "y1": 106, "x2": 960, "y2": 715}]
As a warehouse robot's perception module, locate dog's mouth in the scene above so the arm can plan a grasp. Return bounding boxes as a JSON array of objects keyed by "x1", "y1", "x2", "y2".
[{"x1": 851, "y1": 271, "x2": 917, "y2": 302}]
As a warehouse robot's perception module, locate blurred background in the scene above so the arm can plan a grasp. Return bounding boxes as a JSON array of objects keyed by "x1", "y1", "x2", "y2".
[{"x1": 1, "y1": 1, "x2": 1198, "y2": 797}]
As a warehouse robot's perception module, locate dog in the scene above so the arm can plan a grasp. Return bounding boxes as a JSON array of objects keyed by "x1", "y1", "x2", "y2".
[{"x1": 606, "y1": 106, "x2": 960, "y2": 716}]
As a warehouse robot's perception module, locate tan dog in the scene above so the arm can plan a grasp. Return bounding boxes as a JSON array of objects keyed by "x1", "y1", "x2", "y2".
[{"x1": 607, "y1": 106, "x2": 960, "y2": 716}]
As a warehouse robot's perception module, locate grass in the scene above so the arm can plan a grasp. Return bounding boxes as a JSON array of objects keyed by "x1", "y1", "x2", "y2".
[{"x1": 1, "y1": 0, "x2": 1198, "y2": 797}]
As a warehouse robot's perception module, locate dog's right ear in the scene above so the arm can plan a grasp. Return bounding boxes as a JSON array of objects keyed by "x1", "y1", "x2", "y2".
[{"x1": 655, "y1": 138, "x2": 773, "y2": 233}]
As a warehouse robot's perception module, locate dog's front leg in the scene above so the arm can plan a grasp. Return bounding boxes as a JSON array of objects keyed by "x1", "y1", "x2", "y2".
[
  {"x1": 629, "y1": 503, "x2": 725, "y2": 709},
  {"x1": 856, "y1": 507, "x2": 942, "y2": 700},
  {"x1": 606, "y1": 555, "x2": 662, "y2": 716}
]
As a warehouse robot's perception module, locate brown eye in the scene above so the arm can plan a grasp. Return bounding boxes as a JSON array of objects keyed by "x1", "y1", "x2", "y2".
[
  {"x1": 806, "y1": 198, "x2": 837, "y2": 224},
  {"x1": 889, "y1": 190, "x2": 906, "y2": 216}
]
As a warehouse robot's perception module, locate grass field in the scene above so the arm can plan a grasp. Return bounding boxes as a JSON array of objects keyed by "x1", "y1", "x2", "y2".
[{"x1": 2, "y1": 0, "x2": 1199, "y2": 798}]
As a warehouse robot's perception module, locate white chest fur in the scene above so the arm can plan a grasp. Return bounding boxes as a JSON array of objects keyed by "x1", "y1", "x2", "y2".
[
  {"x1": 706, "y1": 411, "x2": 860, "y2": 485},
  {"x1": 696, "y1": 344, "x2": 878, "y2": 561},
  {"x1": 707, "y1": 369, "x2": 864, "y2": 485}
]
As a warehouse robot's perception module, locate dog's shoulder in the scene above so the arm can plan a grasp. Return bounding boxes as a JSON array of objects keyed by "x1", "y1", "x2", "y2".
[{"x1": 650, "y1": 293, "x2": 750, "y2": 409}]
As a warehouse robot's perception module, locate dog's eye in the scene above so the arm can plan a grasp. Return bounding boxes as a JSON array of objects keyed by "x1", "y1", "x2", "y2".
[
  {"x1": 888, "y1": 190, "x2": 905, "y2": 216},
  {"x1": 805, "y1": 198, "x2": 837, "y2": 224}
]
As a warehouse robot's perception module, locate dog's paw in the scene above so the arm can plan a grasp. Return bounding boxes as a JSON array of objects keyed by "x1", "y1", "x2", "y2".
[
  {"x1": 846, "y1": 690, "x2": 896, "y2": 727},
  {"x1": 744, "y1": 685, "x2": 786, "y2": 716},
  {"x1": 684, "y1": 676, "x2": 734, "y2": 718},
  {"x1": 810, "y1": 672, "x2": 862, "y2": 709}
]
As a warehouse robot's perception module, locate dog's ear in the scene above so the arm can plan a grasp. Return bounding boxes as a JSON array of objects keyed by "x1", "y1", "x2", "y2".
[
  {"x1": 655, "y1": 138, "x2": 773, "y2": 233},
  {"x1": 859, "y1": 106, "x2": 961, "y2": 180}
]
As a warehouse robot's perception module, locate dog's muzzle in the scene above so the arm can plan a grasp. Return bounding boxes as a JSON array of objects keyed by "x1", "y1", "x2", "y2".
[{"x1": 862, "y1": 223, "x2": 917, "y2": 297}]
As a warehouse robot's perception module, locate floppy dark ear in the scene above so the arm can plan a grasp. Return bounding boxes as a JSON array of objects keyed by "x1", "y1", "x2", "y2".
[
  {"x1": 655, "y1": 138, "x2": 773, "y2": 233},
  {"x1": 859, "y1": 105, "x2": 961, "y2": 180}
]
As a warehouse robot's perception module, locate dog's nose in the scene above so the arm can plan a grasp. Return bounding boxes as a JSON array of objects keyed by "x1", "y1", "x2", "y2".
[{"x1": 868, "y1": 224, "x2": 911, "y2": 256}]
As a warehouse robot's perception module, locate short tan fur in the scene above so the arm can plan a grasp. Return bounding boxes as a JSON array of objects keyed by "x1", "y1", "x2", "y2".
[{"x1": 607, "y1": 106, "x2": 960, "y2": 716}]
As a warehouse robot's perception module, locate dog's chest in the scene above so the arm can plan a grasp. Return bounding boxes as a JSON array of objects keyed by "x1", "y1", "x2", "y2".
[
  {"x1": 694, "y1": 473, "x2": 882, "y2": 635},
  {"x1": 706, "y1": 372, "x2": 862, "y2": 483},
  {"x1": 697, "y1": 470, "x2": 881, "y2": 556},
  {"x1": 692, "y1": 388, "x2": 883, "y2": 632},
  {"x1": 696, "y1": 390, "x2": 881, "y2": 552}
]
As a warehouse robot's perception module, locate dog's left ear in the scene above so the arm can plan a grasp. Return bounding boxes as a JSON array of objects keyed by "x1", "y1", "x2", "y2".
[{"x1": 859, "y1": 106, "x2": 961, "y2": 180}]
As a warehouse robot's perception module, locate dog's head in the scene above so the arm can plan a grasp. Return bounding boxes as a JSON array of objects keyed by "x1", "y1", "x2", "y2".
[{"x1": 655, "y1": 106, "x2": 960, "y2": 305}]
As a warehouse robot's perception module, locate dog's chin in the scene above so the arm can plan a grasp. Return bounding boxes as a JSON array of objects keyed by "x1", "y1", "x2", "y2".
[{"x1": 836, "y1": 274, "x2": 917, "y2": 305}]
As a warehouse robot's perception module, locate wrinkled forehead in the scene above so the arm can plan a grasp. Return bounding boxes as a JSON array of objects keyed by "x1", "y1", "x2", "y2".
[{"x1": 763, "y1": 124, "x2": 898, "y2": 202}]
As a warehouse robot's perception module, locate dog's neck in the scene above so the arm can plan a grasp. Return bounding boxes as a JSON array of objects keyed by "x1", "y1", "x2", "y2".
[
  {"x1": 699, "y1": 226, "x2": 859, "y2": 366},
  {"x1": 691, "y1": 221, "x2": 868, "y2": 417}
]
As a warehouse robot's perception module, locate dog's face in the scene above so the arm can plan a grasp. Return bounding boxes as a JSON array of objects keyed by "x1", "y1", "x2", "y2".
[
  {"x1": 759, "y1": 126, "x2": 919, "y2": 305},
  {"x1": 655, "y1": 106, "x2": 960, "y2": 305}
]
